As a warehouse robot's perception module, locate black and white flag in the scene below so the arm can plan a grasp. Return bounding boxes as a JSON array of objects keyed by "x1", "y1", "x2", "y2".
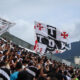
[{"x1": 34, "y1": 21, "x2": 70, "y2": 55}]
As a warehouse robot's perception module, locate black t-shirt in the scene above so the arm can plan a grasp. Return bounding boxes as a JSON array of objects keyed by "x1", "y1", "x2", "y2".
[
  {"x1": 17, "y1": 70, "x2": 33, "y2": 80},
  {"x1": 17, "y1": 66, "x2": 39, "y2": 80},
  {"x1": 55, "y1": 72, "x2": 64, "y2": 80}
]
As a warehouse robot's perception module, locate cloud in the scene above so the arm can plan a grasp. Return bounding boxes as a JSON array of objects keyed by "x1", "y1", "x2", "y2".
[
  {"x1": 9, "y1": 19, "x2": 35, "y2": 45},
  {"x1": 0, "y1": 0, "x2": 80, "y2": 45},
  {"x1": 72, "y1": 23, "x2": 80, "y2": 41},
  {"x1": 8, "y1": 19, "x2": 80, "y2": 45},
  {"x1": 60, "y1": 21, "x2": 80, "y2": 43}
]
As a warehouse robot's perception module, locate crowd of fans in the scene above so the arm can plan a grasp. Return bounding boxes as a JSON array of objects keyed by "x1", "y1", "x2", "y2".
[{"x1": 0, "y1": 37, "x2": 80, "y2": 80}]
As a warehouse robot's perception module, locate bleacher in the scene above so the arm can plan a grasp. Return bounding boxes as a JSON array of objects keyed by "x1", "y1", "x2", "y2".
[
  {"x1": 1, "y1": 32, "x2": 80, "y2": 68},
  {"x1": 1, "y1": 32, "x2": 33, "y2": 50},
  {"x1": 0, "y1": 32, "x2": 80, "y2": 80}
]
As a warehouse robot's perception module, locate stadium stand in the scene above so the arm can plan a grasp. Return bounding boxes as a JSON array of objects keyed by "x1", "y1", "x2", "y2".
[
  {"x1": 1, "y1": 32, "x2": 33, "y2": 50},
  {"x1": 0, "y1": 32, "x2": 80, "y2": 80}
]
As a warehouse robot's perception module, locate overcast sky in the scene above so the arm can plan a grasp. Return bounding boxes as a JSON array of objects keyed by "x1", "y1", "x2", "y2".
[{"x1": 0, "y1": 0, "x2": 80, "y2": 45}]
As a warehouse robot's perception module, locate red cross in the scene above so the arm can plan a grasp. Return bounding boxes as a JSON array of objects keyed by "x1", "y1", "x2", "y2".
[
  {"x1": 40, "y1": 48, "x2": 42, "y2": 53},
  {"x1": 34, "y1": 25, "x2": 36, "y2": 29},
  {"x1": 34, "y1": 44, "x2": 39, "y2": 53},
  {"x1": 35, "y1": 40, "x2": 38, "y2": 44},
  {"x1": 61, "y1": 32, "x2": 68, "y2": 39},
  {"x1": 37, "y1": 23, "x2": 43, "y2": 31},
  {"x1": 56, "y1": 50, "x2": 59, "y2": 53},
  {"x1": 34, "y1": 40, "x2": 38, "y2": 50},
  {"x1": 56, "y1": 50, "x2": 61, "y2": 53}
]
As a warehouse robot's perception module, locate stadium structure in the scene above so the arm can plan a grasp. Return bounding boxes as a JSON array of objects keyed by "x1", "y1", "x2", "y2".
[{"x1": 1, "y1": 32, "x2": 80, "y2": 68}]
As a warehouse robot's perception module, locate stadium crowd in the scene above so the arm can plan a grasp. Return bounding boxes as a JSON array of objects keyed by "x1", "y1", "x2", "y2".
[{"x1": 0, "y1": 37, "x2": 80, "y2": 80}]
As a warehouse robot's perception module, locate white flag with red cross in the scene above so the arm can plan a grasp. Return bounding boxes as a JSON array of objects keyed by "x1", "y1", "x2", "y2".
[
  {"x1": 56, "y1": 29, "x2": 69, "y2": 43},
  {"x1": 34, "y1": 21, "x2": 70, "y2": 55},
  {"x1": 33, "y1": 40, "x2": 47, "y2": 55},
  {"x1": 0, "y1": 18, "x2": 15, "y2": 35},
  {"x1": 34, "y1": 21, "x2": 48, "y2": 37}
]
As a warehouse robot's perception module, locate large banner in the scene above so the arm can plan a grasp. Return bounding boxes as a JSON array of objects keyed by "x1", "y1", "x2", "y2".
[
  {"x1": 34, "y1": 22, "x2": 70, "y2": 55},
  {"x1": 0, "y1": 18, "x2": 15, "y2": 35}
]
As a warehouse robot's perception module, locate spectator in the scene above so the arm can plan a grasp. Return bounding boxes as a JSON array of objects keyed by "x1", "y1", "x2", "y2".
[
  {"x1": 0, "y1": 37, "x2": 80, "y2": 80},
  {"x1": 10, "y1": 62, "x2": 22, "y2": 80},
  {"x1": 0, "y1": 61, "x2": 10, "y2": 80}
]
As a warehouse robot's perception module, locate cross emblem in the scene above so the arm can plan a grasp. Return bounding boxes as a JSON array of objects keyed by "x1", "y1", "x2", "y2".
[
  {"x1": 56, "y1": 50, "x2": 59, "y2": 53},
  {"x1": 56, "y1": 50, "x2": 61, "y2": 53},
  {"x1": 34, "y1": 40, "x2": 38, "y2": 50},
  {"x1": 40, "y1": 48, "x2": 42, "y2": 53},
  {"x1": 37, "y1": 23, "x2": 43, "y2": 31},
  {"x1": 34, "y1": 25, "x2": 36, "y2": 29},
  {"x1": 61, "y1": 32, "x2": 68, "y2": 39}
]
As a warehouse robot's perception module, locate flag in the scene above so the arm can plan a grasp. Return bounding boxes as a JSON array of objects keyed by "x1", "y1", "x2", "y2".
[
  {"x1": 56, "y1": 29, "x2": 69, "y2": 43},
  {"x1": 0, "y1": 18, "x2": 15, "y2": 35},
  {"x1": 34, "y1": 22, "x2": 48, "y2": 37},
  {"x1": 53, "y1": 42, "x2": 71, "y2": 54},
  {"x1": 34, "y1": 21, "x2": 56, "y2": 38},
  {"x1": 34, "y1": 21, "x2": 70, "y2": 55}
]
